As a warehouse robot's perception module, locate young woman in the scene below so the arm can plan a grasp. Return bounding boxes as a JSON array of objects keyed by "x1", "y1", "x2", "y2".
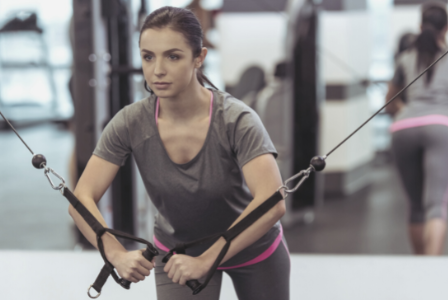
[
  {"x1": 69, "y1": 6, "x2": 290, "y2": 299},
  {"x1": 386, "y1": 2, "x2": 448, "y2": 255}
]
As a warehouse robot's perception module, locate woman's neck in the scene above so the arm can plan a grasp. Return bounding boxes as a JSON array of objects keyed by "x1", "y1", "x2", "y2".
[{"x1": 158, "y1": 82, "x2": 210, "y2": 123}]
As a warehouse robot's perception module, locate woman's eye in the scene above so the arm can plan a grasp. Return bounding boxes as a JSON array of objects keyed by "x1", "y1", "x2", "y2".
[
  {"x1": 169, "y1": 55, "x2": 179, "y2": 60},
  {"x1": 143, "y1": 55, "x2": 153, "y2": 61}
]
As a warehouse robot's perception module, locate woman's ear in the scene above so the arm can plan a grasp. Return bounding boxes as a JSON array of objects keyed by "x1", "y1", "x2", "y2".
[{"x1": 195, "y1": 47, "x2": 208, "y2": 68}]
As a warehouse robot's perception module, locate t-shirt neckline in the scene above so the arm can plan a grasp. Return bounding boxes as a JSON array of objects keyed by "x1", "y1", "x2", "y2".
[{"x1": 153, "y1": 89, "x2": 215, "y2": 167}]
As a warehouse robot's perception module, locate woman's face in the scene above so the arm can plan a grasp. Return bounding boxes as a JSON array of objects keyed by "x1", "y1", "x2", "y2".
[{"x1": 140, "y1": 27, "x2": 203, "y2": 98}]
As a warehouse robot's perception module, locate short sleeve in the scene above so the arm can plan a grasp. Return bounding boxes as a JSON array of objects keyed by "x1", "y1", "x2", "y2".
[
  {"x1": 93, "y1": 109, "x2": 132, "y2": 166},
  {"x1": 230, "y1": 108, "x2": 277, "y2": 168}
]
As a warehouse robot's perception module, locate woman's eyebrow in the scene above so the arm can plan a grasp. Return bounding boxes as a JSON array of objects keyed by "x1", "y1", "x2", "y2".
[
  {"x1": 141, "y1": 48, "x2": 184, "y2": 54},
  {"x1": 164, "y1": 48, "x2": 184, "y2": 54}
]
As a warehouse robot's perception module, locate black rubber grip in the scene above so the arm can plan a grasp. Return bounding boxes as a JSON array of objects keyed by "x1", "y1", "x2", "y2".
[
  {"x1": 186, "y1": 279, "x2": 202, "y2": 294},
  {"x1": 142, "y1": 248, "x2": 155, "y2": 261},
  {"x1": 162, "y1": 252, "x2": 202, "y2": 293},
  {"x1": 120, "y1": 248, "x2": 156, "y2": 289}
]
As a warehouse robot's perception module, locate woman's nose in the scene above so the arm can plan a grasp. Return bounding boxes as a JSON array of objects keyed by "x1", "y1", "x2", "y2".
[{"x1": 154, "y1": 59, "x2": 166, "y2": 77}]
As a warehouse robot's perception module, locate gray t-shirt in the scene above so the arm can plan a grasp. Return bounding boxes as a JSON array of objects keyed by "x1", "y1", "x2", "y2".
[
  {"x1": 93, "y1": 89, "x2": 280, "y2": 267},
  {"x1": 392, "y1": 48, "x2": 448, "y2": 121}
]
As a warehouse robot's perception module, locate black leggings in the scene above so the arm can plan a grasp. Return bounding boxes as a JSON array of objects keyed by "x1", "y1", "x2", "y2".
[
  {"x1": 154, "y1": 238, "x2": 290, "y2": 300},
  {"x1": 392, "y1": 124, "x2": 448, "y2": 223}
]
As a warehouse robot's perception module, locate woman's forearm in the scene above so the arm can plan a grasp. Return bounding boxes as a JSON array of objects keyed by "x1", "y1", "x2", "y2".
[
  {"x1": 199, "y1": 196, "x2": 286, "y2": 267},
  {"x1": 68, "y1": 155, "x2": 125, "y2": 263},
  {"x1": 68, "y1": 195, "x2": 126, "y2": 262},
  {"x1": 199, "y1": 154, "x2": 287, "y2": 268}
]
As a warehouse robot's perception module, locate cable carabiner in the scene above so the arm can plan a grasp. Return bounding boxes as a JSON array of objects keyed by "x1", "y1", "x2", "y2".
[
  {"x1": 281, "y1": 167, "x2": 313, "y2": 194},
  {"x1": 277, "y1": 156, "x2": 327, "y2": 196},
  {"x1": 43, "y1": 165, "x2": 66, "y2": 192},
  {"x1": 31, "y1": 153, "x2": 66, "y2": 193}
]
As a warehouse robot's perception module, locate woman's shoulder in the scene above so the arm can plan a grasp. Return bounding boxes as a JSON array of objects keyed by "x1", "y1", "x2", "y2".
[
  {"x1": 120, "y1": 94, "x2": 156, "y2": 119},
  {"x1": 110, "y1": 95, "x2": 155, "y2": 129},
  {"x1": 213, "y1": 89, "x2": 257, "y2": 120},
  {"x1": 107, "y1": 94, "x2": 157, "y2": 141}
]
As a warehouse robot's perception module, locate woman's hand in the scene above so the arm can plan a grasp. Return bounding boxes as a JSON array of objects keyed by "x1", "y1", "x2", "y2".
[
  {"x1": 163, "y1": 254, "x2": 212, "y2": 285},
  {"x1": 109, "y1": 249, "x2": 155, "y2": 283}
]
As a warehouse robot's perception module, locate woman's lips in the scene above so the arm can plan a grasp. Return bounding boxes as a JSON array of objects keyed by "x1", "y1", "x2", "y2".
[{"x1": 153, "y1": 82, "x2": 171, "y2": 90}]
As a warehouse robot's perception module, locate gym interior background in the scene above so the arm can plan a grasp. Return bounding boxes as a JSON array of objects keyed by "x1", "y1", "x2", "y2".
[{"x1": 2, "y1": 0, "x2": 448, "y2": 299}]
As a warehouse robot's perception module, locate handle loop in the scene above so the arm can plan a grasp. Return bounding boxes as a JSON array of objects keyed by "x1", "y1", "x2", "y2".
[{"x1": 87, "y1": 285, "x2": 101, "y2": 299}]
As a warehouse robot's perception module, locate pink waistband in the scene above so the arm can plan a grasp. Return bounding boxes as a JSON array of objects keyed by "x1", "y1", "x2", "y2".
[
  {"x1": 153, "y1": 226, "x2": 283, "y2": 270},
  {"x1": 390, "y1": 114, "x2": 448, "y2": 132}
]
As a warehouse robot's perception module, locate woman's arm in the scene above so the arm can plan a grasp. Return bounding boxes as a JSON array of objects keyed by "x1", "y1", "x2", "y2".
[
  {"x1": 385, "y1": 82, "x2": 405, "y2": 116},
  {"x1": 69, "y1": 155, "x2": 119, "y2": 248},
  {"x1": 164, "y1": 153, "x2": 285, "y2": 285},
  {"x1": 69, "y1": 155, "x2": 154, "y2": 282}
]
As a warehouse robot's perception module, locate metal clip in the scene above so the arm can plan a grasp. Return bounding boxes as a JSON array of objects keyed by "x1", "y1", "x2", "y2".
[
  {"x1": 278, "y1": 166, "x2": 314, "y2": 195},
  {"x1": 43, "y1": 165, "x2": 66, "y2": 192}
]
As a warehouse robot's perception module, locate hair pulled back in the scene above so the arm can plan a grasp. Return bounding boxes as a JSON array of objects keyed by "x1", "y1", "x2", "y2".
[
  {"x1": 415, "y1": 2, "x2": 447, "y2": 83},
  {"x1": 140, "y1": 6, "x2": 218, "y2": 92}
]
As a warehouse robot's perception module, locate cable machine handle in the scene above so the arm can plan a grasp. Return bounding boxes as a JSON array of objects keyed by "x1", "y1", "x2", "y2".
[
  {"x1": 120, "y1": 247, "x2": 156, "y2": 289},
  {"x1": 163, "y1": 252, "x2": 202, "y2": 293}
]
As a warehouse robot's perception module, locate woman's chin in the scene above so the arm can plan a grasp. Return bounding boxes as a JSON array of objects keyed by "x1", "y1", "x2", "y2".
[
  {"x1": 153, "y1": 89, "x2": 174, "y2": 98},
  {"x1": 153, "y1": 86, "x2": 189, "y2": 99}
]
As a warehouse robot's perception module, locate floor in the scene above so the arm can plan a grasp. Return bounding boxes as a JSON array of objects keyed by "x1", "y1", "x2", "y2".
[
  {"x1": 284, "y1": 165, "x2": 417, "y2": 255},
  {"x1": 0, "y1": 122, "x2": 76, "y2": 250},
  {"x1": 1, "y1": 122, "x2": 448, "y2": 255},
  {"x1": 4, "y1": 251, "x2": 448, "y2": 300}
]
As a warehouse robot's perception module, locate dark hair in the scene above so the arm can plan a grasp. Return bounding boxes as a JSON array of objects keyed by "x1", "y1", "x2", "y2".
[
  {"x1": 415, "y1": 2, "x2": 447, "y2": 84},
  {"x1": 139, "y1": 6, "x2": 218, "y2": 93},
  {"x1": 395, "y1": 32, "x2": 417, "y2": 59}
]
